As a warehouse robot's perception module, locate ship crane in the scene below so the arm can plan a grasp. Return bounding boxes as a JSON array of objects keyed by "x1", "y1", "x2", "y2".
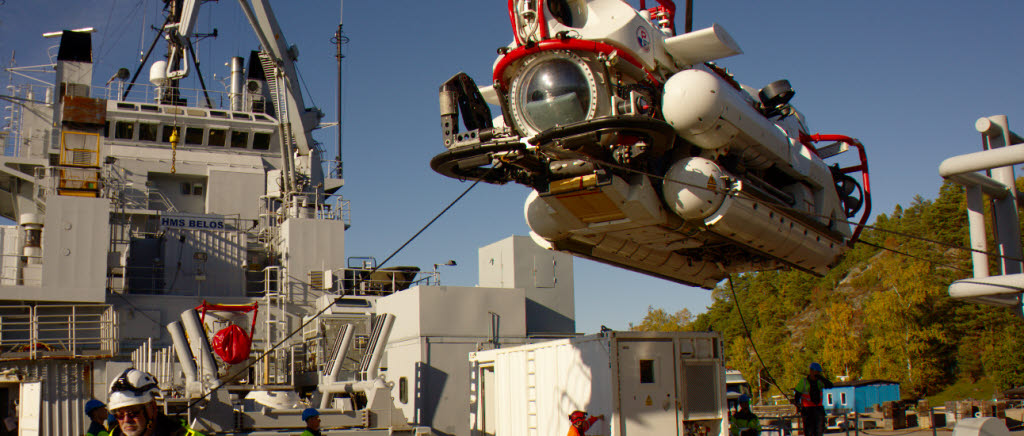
[
  {"x1": 124, "y1": 0, "x2": 331, "y2": 205},
  {"x1": 431, "y1": 0, "x2": 870, "y2": 289}
]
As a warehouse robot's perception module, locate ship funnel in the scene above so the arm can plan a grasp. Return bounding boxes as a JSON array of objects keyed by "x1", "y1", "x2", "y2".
[{"x1": 229, "y1": 57, "x2": 245, "y2": 111}]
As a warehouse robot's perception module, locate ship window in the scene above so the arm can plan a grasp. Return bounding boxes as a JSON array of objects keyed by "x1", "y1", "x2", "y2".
[
  {"x1": 140, "y1": 104, "x2": 159, "y2": 112},
  {"x1": 253, "y1": 114, "x2": 270, "y2": 121},
  {"x1": 181, "y1": 182, "x2": 192, "y2": 195},
  {"x1": 208, "y1": 129, "x2": 227, "y2": 147},
  {"x1": 164, "y1": 107, "x2": 185, "y2": 115},
  {"x1": 185, "y1": 127, "x2": 204, "y2": 145},
  {"x1": 827, "y1": 393, "x2": 833, "y2": 406},
  {"x1": 334, "y1": 298, "x2": 371, "y2": 307},
  {"x1": 840, "y1": 392, "x2": 847, "y2": 405},
  {"x1": 399, "y1": 377, "x2": 408, "y2": 404},
  {"x1": 104, "y1": 121, "x2": 110, "y2": 138},
  {"x1": 139, "y1": 123, "x2": 159, "y2": 142},
  {"x1": 193, "y1": 183, "x2": 204, "y2": 196},
  {"x1": 116, "y1": 102, "x2": 137, "y2": 110},
  {"x1": 114, "y1": 121, "x2": 135, "y2": 140},
  {"x1": 252, "y1": 132, "x2": 272, "y2": 150},
  {"x1": 230, "y1": 131, "x2": 249, "y2": 148},
  {"x1": 232, "y1": 112, "x2": 251, "y2": 120},
  {"x1": 639, "y1": 359, "x2": 655, "y2": 384},
  {"x1": 210, "y1": 110, "x2": 228, "y2": 118},
  {"x1": 186, "y1": 108, "x2": 207, "y2": 117}
]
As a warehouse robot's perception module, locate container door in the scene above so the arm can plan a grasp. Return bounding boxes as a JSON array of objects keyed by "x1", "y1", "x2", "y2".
[
  {"x1": 18, "y1": 381, "x2": 40, "y2": 436},
  {"x1": 618, "y1": 341, "x2": 678, "y2": 436}
]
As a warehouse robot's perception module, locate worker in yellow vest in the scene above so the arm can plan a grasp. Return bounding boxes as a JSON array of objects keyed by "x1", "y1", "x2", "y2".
[
  {"x1": 795, "y1": 362, "x2": 833, "y2": 436},
  {"x1": 730, "y1": 394, "x2": 761, "y2": 436}
]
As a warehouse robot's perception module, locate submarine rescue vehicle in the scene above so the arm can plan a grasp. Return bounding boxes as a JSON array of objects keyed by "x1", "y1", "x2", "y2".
[{"x1": 431, "y1": 0, "x2": 870, "y2": 288}]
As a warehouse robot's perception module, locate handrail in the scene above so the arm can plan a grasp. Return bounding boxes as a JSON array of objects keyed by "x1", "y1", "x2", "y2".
[{"x1": 0, "y1": 304, "x2": 117, "y2": 360}]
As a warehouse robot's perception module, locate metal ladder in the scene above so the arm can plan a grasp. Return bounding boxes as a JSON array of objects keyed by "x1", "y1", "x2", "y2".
[{"x1": 261, "y1": 265, "x2": 288, "y2": 384}]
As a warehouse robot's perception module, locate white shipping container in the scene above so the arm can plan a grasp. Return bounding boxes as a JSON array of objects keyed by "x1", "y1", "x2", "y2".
[{"x1": 469, "y1": 331, "x2": 727, "y2": 436}]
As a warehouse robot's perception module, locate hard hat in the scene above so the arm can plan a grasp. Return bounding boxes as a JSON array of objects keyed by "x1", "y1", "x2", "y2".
[
  {"x1": 302, "y1": 408, "x2": 320, "y2": 421},
  {"x1": 810, "y1": 362, "x2": 822, "y2": 372},
  {"x1": 84, "y1": 399, "x2": 106, "y2": 415},
  {"x1": 738, "y1": 394, "x2": 751, "y2": 403},
  {"x1": 107, "y1": 369, "x2": 160, "y2": 411},
  {"x1": 569, "y1": 411, "x2": 587, "y2": 422}
]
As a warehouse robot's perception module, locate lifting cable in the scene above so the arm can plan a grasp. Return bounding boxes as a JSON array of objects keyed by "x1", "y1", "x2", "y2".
[
  {"x1": 181, "y1": 167, "x2": 493, "y2": 410},
  {"x1": 727, "y1": 275, "x2": 794, "y2": 405}
]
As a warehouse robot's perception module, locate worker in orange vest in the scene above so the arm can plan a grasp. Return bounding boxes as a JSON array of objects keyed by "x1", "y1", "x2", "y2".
[
  {"x1": 567, "y1": 410, "x2": 604, "y2": 436},
  {"x1": 795, "y1": 362, "x2": 833, "y2": 436}
]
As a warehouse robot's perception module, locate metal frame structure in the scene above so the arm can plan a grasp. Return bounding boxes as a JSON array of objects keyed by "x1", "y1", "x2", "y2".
[{"x1": 939, "y1": 115, "x2": 1024, "y2": 313}]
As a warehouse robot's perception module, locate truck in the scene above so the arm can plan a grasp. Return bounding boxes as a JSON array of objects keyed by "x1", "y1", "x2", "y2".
[{"x1": 468, "y1": 331, "x2": 727, "y2": 436}]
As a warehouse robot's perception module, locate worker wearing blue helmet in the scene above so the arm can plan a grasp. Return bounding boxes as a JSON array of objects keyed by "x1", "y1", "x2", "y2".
[
  {"x1": 730, "y1": 394, "x2": 761, "y2": 436},
  {"x1": 795, "y1": 362, "x2": 833, "y2": 436},
  {"x1": 85, "y1": 399, "x2": 113, "y2": 436},
  {"x1": 300, "y1": 408, "x2": 321, "y2": 436}
]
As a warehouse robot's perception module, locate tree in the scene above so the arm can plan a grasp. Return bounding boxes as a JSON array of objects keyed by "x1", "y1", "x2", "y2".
[
  {"x1": 815, "y1": 302, "x2": 863, "y2": 379},
  {"x1": 630, "y1": 306, "x2": 693, "y2": 331}
]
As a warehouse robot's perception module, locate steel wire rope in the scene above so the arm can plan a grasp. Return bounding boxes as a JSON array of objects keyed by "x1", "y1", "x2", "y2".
[
  {"x1": 111, "y1": 292, "x2": 162, "y2": 326},
  {"x1": 178, "y1": 167, "x2": 494, "y2": 411},
  {"x1": 857, "y1": 240, "x2": 972, "y2": 273},
  {"x1": 294, "y1": 65, "x2": 318, "y2": 113},
  {"x1": 97, "y1": 0, "x2": 148, "y2": 65},
  {"x1": 94, "y1": 0, "x2": 120, "y2": 63},
  {"x1": 727, "y1": 275, "x2": 794, "y2": 405},
  {"x1": 557, "y1": 153, "x2": 1021, "y2": 266}
]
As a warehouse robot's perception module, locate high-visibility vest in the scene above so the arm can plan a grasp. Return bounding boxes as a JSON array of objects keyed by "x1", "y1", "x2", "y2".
[{"x1": 796, "y1": 378, "x2": 824, "y2": 407}]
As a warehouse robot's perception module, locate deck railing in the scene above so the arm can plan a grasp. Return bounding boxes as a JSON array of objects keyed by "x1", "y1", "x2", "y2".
[{"x1": 0, "y1": 304, "x2": 117, "y2": 360}]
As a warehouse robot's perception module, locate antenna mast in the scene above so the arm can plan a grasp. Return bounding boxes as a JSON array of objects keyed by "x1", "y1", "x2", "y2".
[{"x1": 332, "y1": 0, "x2": 349, "y2": 179}]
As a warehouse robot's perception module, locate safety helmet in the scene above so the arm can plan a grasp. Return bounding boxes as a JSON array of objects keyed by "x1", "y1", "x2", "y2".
[
  {"x1": 738, "y1": 394, "x2": 751, "y2": 403},
  {"x1": 809, "y1": 362, "x2": 822, "y2": 372},
  {"x1": 302, "y1": 408, "x2": 320, "y2": 421},
  {"x1": 84, "y1": 399, "x2": 106, "y2": 415},
  {"x1": 569, "y1": 411, "x2": 587, "y2": 422},
  {"x1": 108, "y1": 369, "x2": 160, "y2": 411}
]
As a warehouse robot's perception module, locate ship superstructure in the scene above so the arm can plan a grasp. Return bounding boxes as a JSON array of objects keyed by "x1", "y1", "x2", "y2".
[
  {"x1": 0, "y1": 0, "x2": 407, "y2": 433},
  {"x1": 0, "y1": 1, "x2": 587, "y2": 434}
]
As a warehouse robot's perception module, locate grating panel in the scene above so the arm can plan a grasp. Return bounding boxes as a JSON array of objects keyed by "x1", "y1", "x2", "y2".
[{"x1": 684, "y1": 362, "x2": 719, "y2": 416}]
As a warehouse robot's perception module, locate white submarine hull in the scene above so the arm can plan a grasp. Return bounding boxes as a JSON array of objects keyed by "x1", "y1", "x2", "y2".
[
  {"x1": 433, "y1": 5, "x2": 868, "y2": 288},
  {"x1": 522, "y1": 67, "x2": 852, "y2": 288}
]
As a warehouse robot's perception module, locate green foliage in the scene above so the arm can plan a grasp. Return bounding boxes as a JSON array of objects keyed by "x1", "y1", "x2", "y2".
[
  {"x1": 927, "y1": 377, "x2": 998, "y2": 404},
  {"x1": 630, "y1": 306, "x2": 693, "y2": 332},
  {"x1": 631, "y1": 179, "x2": 1024, "y2": 400}
]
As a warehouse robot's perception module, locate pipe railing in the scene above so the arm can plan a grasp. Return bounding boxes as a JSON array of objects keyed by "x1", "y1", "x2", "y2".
[
  {"x1": 0, "y1": 304, "x2": 116, "y2": 359},
  {"x1": 940, "y1": 115, "x2": 1024, "y2": 314}
]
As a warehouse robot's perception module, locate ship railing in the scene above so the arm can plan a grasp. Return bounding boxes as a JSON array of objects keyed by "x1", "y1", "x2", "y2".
[
  {"x1": 258, "y1": 195, "x2": 351, "y2": 232},
  {"x1": 33, "y1": 166, "x2": 102, "y2": 200},
  {"x1": 0, "y1": 304, "x2": 117, "y2": 360},
  {"x1": 93, "y1": 83, "x2": 237, "y2": 111},
  {"x1": 1, "y1": 82, "x2": 54, "y2": 159},
  {"x1": 333, "y1": 265, "x2": 428, "y2": 296},
  {"x1": 101, "y1": 164, "x2": 158, "y2": 211},
  {"x1": 128, "y1": 338, "x2": 177, "y2": 391}
]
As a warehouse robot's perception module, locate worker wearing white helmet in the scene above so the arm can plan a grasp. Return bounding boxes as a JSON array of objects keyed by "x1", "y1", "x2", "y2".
[{"x1": 107, "y1": 369, "x2": 193, "y2": 436}]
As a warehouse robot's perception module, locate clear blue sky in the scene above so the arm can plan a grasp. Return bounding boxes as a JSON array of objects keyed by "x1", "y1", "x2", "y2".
[{"x1": 2, "y1": 1, "x2": 1022, "y2": 334}]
